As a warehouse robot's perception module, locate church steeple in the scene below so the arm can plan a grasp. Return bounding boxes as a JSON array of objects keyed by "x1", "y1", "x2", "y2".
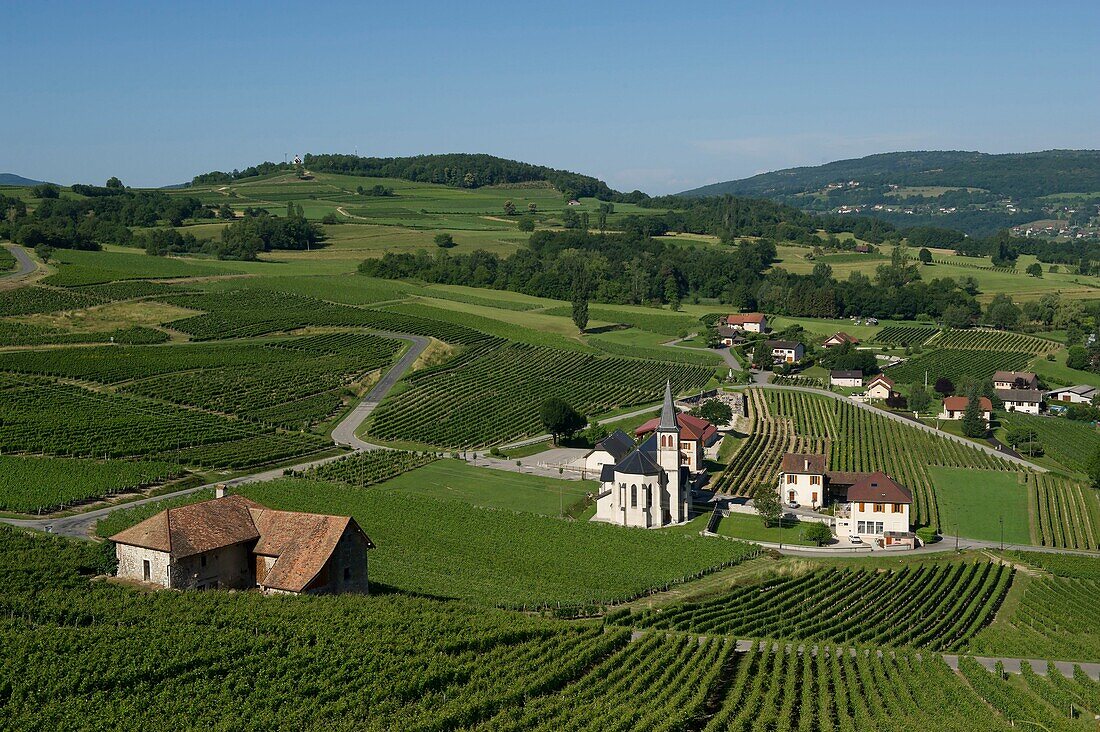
[{"x1": 658, "y1": 380, "x2": 677, "y2": 431}]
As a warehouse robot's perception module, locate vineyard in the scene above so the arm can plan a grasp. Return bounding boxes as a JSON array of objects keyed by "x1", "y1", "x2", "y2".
[
  {"x1": 0, "y1": 454, "x2": 182, "y2": 513},
  {"x1": 367, "y1": 341, "x2": 713, "y2": 448},
  {"x1": 886, "y1": 348, "x2": 1032, "y2": 385},
  {"x1": 928, "y1": 328, "x2": 1060, "y2": 355},
  {"x1": 286, "y1": 449, "x2": 438, "y2": 487},
  {"x1": 541, "y1": 305, "x2": 700, "y2": 336},
  {"x1": 0, "y1": 246, "x2": 14, "y2": 271},
  {"x1": 713, "y1": 388, "x2": 1019, "y2": 528},
  {"x1": 1002, "y1": 412, "x2": 1100, "y2": 474},
  {"x1": 0, "y1": 285, "x2": 105, "y2": 316},
  {"x1": 4, "y1": 527, "x2": 1093, "y2": 730},
  {"x1": 1028, "y1": 474, "x2": 1100, "y2": 550},
  {"x1": 872, "y1": 325, "x2": 938, "y2": 346},
  {"x1": 620, "y1": 562, "x2": 1012, "y2": 651},
  {"x1": 0, "y1": 321, "x2": 168, "y2": 347}
]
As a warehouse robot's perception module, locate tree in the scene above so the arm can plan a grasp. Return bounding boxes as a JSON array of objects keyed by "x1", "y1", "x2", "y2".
[
  {"x1": 503, "y1": 200, "x2": 516, "y2": 216},
  {"x1": 961, "y1": 395, "x2": 986, "y2": 438},
  {"x1": 540, "y1": 397, "x2": 585, "y2": 445},
  {"x1": 692, "y1": 399, "x2": 733, "y2": 425},
  {"x1": 31, "y1": 183, "x2": 59, "y2": 199},
  {"x1": 286, "y1": 201, "x2": 296, "y2": 218},
  {"x1": 941, "y1": 304, "x2": 973, "y2": 329},
  {"x1": 562, "y1": 208, "x2": 581, "y2": 229},
  {"x1": 1067, "y1": 345, "x2": 1089, "y2": 371},
  {"x1": 105, "y1": 176, "x2": 123, "y2": 189},
  {"x1": 34, "y1": 244, "x2": 54, "y2": 264},
  {"x1": 1087, "y1": 447, "x2": 1100, "y2": 490},
  {"x1": 918, "y1": 247, "x2": 932, "y2": 264},
  {"x1": 802, "y1": 522, "x2": 833, "y2": 547},
  {"x1": 434, "y1": 233, "x2": 456, "y2": 248},
  {"x1": 583, "y1": 421, "x2": 609, "y2": 445},
  {"x1": 528, "y1": 202, "x2": 537, "y2": 213},
  {"x1": 217, "y1": 203, "x2": 235, "y2": 220},
  {"x1": 754, "y1": 488, "x2": 783, "y2": 528},
  {"x1": 1026, "y1": 262, "x2": 1043, "y2": 277},
  {"x1": 571, "y1": 263, "x2": 590, "y2": 332},
  {"x1": 665, "y1": 275, "x2": 681, "y2": 311},
  {"x1": 984, "y1": 293, "x2": 1021, "y2": 330},
  {"x1": 934, "y1": 377, "x2": 955, "y2": 396},
  {"x1": 907, "y1": 384, "x2": 932, "y2": 412},
  {"x1": 518, "y1": 216, "x2": 535, "y2": 232}
]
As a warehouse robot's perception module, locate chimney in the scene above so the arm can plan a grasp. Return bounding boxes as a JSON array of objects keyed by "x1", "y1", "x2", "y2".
[{"x1": 215, "y1": 484, "x2": 228, "y2": 499}]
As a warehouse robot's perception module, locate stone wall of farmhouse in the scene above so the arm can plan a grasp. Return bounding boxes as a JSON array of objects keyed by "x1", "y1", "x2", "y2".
[
  {"x1": 170, "y1": 543, "x2": 253, "y2": 590},
  {"x1": 303, "y1": 529, "x2": 370, "y2": 595},
  {"x1": 116, "y1": 545, "x2": 172, "y2": 587}
]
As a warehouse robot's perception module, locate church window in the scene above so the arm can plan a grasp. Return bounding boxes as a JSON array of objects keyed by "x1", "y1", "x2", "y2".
[{"x1": 631, "y1": 485, "x2": 637, "y2": 507}]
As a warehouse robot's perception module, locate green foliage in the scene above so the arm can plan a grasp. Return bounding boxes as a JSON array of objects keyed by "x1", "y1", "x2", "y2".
[
  {"x1": 692, "y1": 399, "x2": 733, "y2": 425},
  {"x1": 931, "y1": 327, "x2": 1058, "y2": 355},
  {"x1": 0, "y1": 455, "x2": 182, "y2": 513},
  {"x1": 961, "y1": 395, "x2": 988, "y2": 437},
  {"x1": 518, "y1": 215, "x2": 535, "y2": 232},
  {"x1": 888, "y1": 348, "x2": 1031, "y2": 385},
  {"x1": 872, "y1": 325, "x2": 939, "y2": 346},
  {"x1": 907, "y1": 383, "x2": 933, "y2": 412},
  {"x1": 753, "y1": 486, "x2": 783, "y2": 526},
  {"x1": 801, "y1": 521, "x2": 833, "y2": 546},
  {"x1": 434, "y1": 232, "x2": 456, "y2": 248},
  {"x1": 540, "y1": 397, "x2": 586, "y2": 445},
  {"x1": 286, "y1": 450, "x2": 437, "y2": 487}
]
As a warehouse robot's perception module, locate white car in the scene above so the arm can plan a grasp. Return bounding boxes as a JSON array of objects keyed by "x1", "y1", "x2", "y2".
[
  {"x1": 787, "y1": 501, "x2": 800, "y2": 509},
  {"x1": 848, "y1": 534, "x2": 863, "y2": 544}
]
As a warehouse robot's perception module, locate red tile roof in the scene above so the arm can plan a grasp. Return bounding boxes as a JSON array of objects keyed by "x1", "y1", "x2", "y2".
[
  {"x1": 780, "y1": 452, "x2": 826, "y2": 474},
  {"x1": 847, "y1": 471, "x2": 912, "y2": 504},
  {"x1": 634, "y1": 412, "x2": 718, "y2": 443},
  {"x1": 824, "y1": 332, "x2": 859, "y2": 345},
  {"x1": 942, "y1": 396, "x2": 992, "y2": 411},
  {"x1": 725, "y1": 313, "x2": 766, "y2": 325},
  {"x1": 249, "y1": 508, "x2": 373, "y2": 593},
  {"x1": 867, "y1": 374, "x2": 895, "y2": 389},
  {"x1": 110, "y1": 494, "x2": 262, "y2": 558}
]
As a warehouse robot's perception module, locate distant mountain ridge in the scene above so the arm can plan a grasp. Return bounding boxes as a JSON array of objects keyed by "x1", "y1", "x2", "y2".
[{"x1": 0, "y1": 173, "x2": 46, "y2": 186}]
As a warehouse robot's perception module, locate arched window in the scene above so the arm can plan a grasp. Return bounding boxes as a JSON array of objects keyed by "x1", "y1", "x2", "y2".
[{"x1": 631, "y1": 484, "x2": 637, "y2": 507}]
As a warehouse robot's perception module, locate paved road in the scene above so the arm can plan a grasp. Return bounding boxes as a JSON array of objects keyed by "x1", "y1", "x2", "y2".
[
  {"x1": 664, "y1": 336, "x2": 743, "y2": 372},
  {"x1": 1, "y1": 332, "x2": 430, "y2": 540},
  {"x1": 1, "y1": 243, "x2": 37, "y2": 282},
  {"x1": 749, "y1": 383, "x2": 1047, "y2": 472}
]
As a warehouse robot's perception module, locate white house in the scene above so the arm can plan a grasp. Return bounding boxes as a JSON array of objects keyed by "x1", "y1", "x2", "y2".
[
  {"x1": 724, "y1": 313, "x2": 767, "y2": 333},
  {"x1": 763, "y1": 340, "x2": 805, "y2": 364},
  {"x1": 822, "y1": 332, "x2": 859, "y2": 349},
  {"x1": 865, "y1": 374, "x2": 896, "y2": 400},
  {"x1": 594, "y1": 382, "x2": 689, "y2": 528},
  {"x1": 777, "y1": 452, "x2": 826, "y2": 508},
  {"x1": 1045, "y1": 384, "x2": 1097, "y2": 405},
  {"x1": 830, "y1": 370, "x2": 863, "y2": 388},
  {"x1": 716, "y1": 325, "x2": 747, "y2": 347},
  {"x1": 111, "y1": 493, "x2": 374, "y2": 594},
  {"x1": 833, "y1": 472, "x2": 912, "y2": 545},
  {"x1": 992, "y1": 371, "x2": 1039, "y2": 391},
  {"x1": 940, "y1": 396, "x2": 992, "y2": 425},
  {"x1": 582, "y1": 429, "x2": 635, "y2": 477},
  {"x1": 996, "y1": 389, "x2": 1042, "y2": 415}
]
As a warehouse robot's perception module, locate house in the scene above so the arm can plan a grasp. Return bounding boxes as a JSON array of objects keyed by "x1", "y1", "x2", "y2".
[
  {"x1": 830, "y1": 370, "x2": 863, "y2": 388},
  {"x1": 582, "y1": 429, "x2": 635, "y2": 477},
  {"x1": 716, "y1": 325, "x2": 747, "y2": 347},
  {"x1": 996, "y1": 389, "x2": 1043, "y2": 415},
  {"x1": 1045, "y1": 384, "x2": 1097, "y2": 405},
  {"x1": 723, "y1": 313, "x2": 768, "y2": 333},
  {"x1": 778, "y1": 452, "x2": 827, "y2": 508},
  {"x1": 634, "y1": 410, "x2": 719, "y2": 472},
  {"x1": 832, "y1": 472, "x2": 913, "y2": 545},
  {"x1": 992, "y1": 371, "x2": 1039, "y2": 391},
  {"x1": 763, "y1": 340, "x2": 804, "y2": 364},
  {"x1": 855, "y1": 243, "x2": 870, "y2": 254},
  {"x1": 822, "y1": 332, "x2": 859, "y2": 349},
  {"x1": 594, "y1": 382, "x2": 690, "y2": 528},
  {"x1": 111, "y1": 492, "x2": 373, "y2": 594},
  {"x1": 865, "y1": 374, "x2": 896, "y2": 400},
  {"x1": 940, "y1": 396, "x2": 992, "y2": 424}
]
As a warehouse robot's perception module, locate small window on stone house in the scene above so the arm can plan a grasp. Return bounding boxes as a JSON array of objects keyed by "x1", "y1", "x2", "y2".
[
  {"x1": 201, "y1": 555, "x2": 207, "y2": 568},
  {"x1": 344, "y1": 567, "x2": 351, "y2": 581}
]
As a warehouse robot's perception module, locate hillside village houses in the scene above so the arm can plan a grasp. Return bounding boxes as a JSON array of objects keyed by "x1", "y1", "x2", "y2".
[
  {"x1": 993, "y1": 370, "x2": 1039, "y2": 391},
  {"x1": 1045, "y1": 384, "x2": 1097, "y2": 405},
  {"x1": 865, "y1": 374, "x2": 896, "y2": 401},
  {"x1": 998, "y1": 389, "x2": 1043, "y2": 415},
  {"x1": 776, "y1": 452, "x2": 914, "y2": 548},
  {"x1": 940, "y1": 395, "x2": 993, "y2": 425},
  {"x1": 762, "y1": 340, "x2": 804, "y2": 364},
  {"x1": 829, "y1": 370, "x2": 863, "y2": 388},
  {"x1": 722, "y1": 312, "x2": 768, "y2": 333},
  {"x1": 822, "y1": 332, "x2": 859, "y2": 349},
  {"x1": 593, "y1": 382, "x2": 693, "y2": 528},
  {"x1": 111, "y1": 491, "x2": 373, "y2": 594},
  {"x1": 716, "y1": 326, "x2": 747, "y2": 347}
]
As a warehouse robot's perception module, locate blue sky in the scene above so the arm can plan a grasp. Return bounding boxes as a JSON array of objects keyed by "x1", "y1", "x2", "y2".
[{"x1": 4, "y1": 1, "x2": 1099, "y2": 193}]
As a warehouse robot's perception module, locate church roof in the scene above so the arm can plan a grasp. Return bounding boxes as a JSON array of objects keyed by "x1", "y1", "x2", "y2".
[
  {"x1": 593, "y1": 429, "x2": 635, "y2": 462},
  {"x1": 658, "y1": 380, "x2": 678, "y2": 431},
  {"x1": 635, "y1": 412, "x2": 718, "y2": 444},
  {"x1": 613, "y1": 445, "x2": 663, "y2": 476}
]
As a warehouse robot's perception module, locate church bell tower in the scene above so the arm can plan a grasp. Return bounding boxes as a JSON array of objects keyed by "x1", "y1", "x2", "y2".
[{"x1": 656, "y1": 380, "x2": 684, "y2": 523}]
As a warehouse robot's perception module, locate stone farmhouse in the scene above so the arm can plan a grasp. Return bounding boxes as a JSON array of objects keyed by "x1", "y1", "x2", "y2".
[
  {"x1": 940, "y1": 396, "x2": 992, "y2": 425},
  {"x1": 762, "y1": 340, "x2": 804, "y2": 364},
  {"x1": 829, "y1": 369, "x2": 863, "y2": 388},
  {"x1": 1045, "y1": 384, "x2": 1097, "y2": 405},
  {"x1": 716, "y1": 326, "x2": 747, "y2": 347},
  {"x1": 865, "y1": 374, "x2": 896, "y2": 400},
  {"x1": 993, "y1": 370, "x2": 1039, "y2": 391},
  {"x1": 593, "y1": 382, "x2": 691, "y2": 528},
  {"x1": 776, "y1": 452, "x2": 913, "y2": 547},
  {"x1": 722, "y1": 312, "x2": 767, "y2": 333},
  {"x1": 111, "y1": 492, "x2": 374, "y2": 594},
  {"x1": 822, "y1": 332, "x2": 859, "y2": 348}
]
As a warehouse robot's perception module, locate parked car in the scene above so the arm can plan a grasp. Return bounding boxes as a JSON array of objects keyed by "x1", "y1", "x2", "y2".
[
  {"x1": 787, "y1": 501, "x2": 800, "y2": 509},
  {"x1": 848, "y1": 534, "x2": 863, "y2": 544}
]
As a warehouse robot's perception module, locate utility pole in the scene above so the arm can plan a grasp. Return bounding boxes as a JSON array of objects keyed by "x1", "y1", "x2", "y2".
[
  {"x1": 1000, "y1": 515, "x2": 1004, "y2": 551},
  {"x1": 955, "y1": 523, "x2": 959, "y2": 552}
]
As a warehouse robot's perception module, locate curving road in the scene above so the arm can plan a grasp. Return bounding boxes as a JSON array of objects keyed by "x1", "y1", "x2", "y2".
[
  {"x1": 1, "y1": 332, "x2": 429, "y2": 539},
  {"x1": 1, "y1": 243, "x2": 37, "y2": 282}
]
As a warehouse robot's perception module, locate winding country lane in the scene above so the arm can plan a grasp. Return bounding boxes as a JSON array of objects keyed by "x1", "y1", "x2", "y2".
[
  {"x1": 0, "y1": 243, "x2": 38, "y2": 283},
  {"x1": 0, "y1": 333, "x2": 429, "y2": 539}
]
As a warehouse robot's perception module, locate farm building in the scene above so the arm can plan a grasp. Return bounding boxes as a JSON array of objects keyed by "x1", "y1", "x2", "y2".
[
  {"x1": 722, "y1": 313, "x2": 767, "y2": 333},
  {"x1": 716, "y1": 325, "x2": 747, "y2": 347},
  {"x1": 992, "y1": 371, "x2": 1039, "y2": 391},
  {"x1": 111, "y1": 492, "x2": 374, "y2": 594},
  {"x1": 829, "y1": 370, "x2": 863, "y2": 388},
  {"x1": 582, "y1": 429, "x2": 635, "y2": 476},
  {"x1": 940, "y1": 396, "x2": 992, "y2": 424},
  {"x1": 635, "y1": 410, "x2": 720, "y2": 472},
  {"x1": 822, "y1": 332, "x2": 859, "y2": 348},
  {"x1": 996, "y1": 389, "x2": 1043, "y2": 415},
  {"x1": 1045, "y1": 384, "x2": 1097, "y2": 405},
  {"x1": 594, "y1": 382, "x2": 690, "y2": 528},
  {"x1": 833, "y1": 472, "x2": 913, "y2": 547},
  {"x1": 865, "y1": 374, "x2": 896, "y2": 400},
  {"x1": 761, "y1": 340, "x2": 804, "y2": 364}
]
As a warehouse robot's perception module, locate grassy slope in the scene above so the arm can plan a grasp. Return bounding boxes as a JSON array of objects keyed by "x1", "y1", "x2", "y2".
[{"x1": 929, "y1": 466, "x2": 1031, "y2": 543}]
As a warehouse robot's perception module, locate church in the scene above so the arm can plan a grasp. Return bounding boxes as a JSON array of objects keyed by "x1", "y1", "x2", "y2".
[{"x1": 592, "y1": 381, "x2": 692, "y2": 528}]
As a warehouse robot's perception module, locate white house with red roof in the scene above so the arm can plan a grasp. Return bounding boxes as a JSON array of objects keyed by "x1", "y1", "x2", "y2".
[
  {"x1": 634, "y1": 410, "x2": 719, "y2": 472},
  {"x1": 833, "y1": 472, "x2": 913, "y2": 545},
  {"x1": 723, "y1": 313, "x2": 767, "y2": 333},
  {"x1": 865, "y1": 374, "x2": 896, "y2": 400},
  {"x1": 822, "y1": 332, "x2": 859, "y2": 348},
  {"x1": 111, "y1": 492, "x2": 373, "y2": 594},
  {"x1": 940, "y1": 396, "x2": 992, "y2": 425}
]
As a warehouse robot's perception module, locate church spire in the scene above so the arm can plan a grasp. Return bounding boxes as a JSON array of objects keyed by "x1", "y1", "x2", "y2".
[{"x1": 658, "y1": 380, "x2": 677, "y2": 431}]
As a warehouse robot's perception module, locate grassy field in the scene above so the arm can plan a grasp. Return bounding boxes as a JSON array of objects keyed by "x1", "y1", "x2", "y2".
[
  {"x1": 714, "y1": 511, "x2": 815, "y2": 546},
  {"x1": 929, "y1": 466, "x2": 1031, "y2": 544}
]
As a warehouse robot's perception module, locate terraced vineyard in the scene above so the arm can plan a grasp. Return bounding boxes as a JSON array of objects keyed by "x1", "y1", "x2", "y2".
[
  {"x1": 0, "y1": 454, "x2": 182, "y2": 513},
  {"x1": 887, "y1": 348, "x2": 1032, "y2": 385},
  {"x1": 929, "y1": 328, "x2": 1061, "y2": 355},
  {"x1": 0, "y1": 285, "x2": 105, "y2": 316},
  {"x1": 0, "y1": 322, "x2": 168, "y2": 347},
  {"x1": 620, "y1": 562, "x2": 1012, "y2": 651},
  {"x1": 1002, "y1": 412, "x2": 1100, "y2": 474},
  {"x1": 872, "y1": 324, "x2": 938, "y2": 345},
  {"x1": 367, "y1": 341, "x2": 713, "y2": 447},
  {"x1": 1028, "y1": 474, "x2": 1100, "y2": 550},
  {"x1": 715, "y1": 388, "x2": 1018, "y2": 528},
  {"x1": 958, "y1": 657, "x2": 1100, "y2": 730},
  {"x1": 287, "y1": 450, "x2": 438, "y2": 487}
]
